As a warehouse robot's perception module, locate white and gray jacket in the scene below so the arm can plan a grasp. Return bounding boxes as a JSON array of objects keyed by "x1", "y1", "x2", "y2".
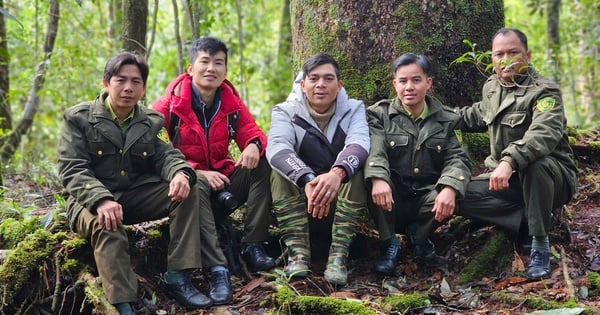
[{"x1": 266, "y1": 74, "x2": 370, "y2": 187}]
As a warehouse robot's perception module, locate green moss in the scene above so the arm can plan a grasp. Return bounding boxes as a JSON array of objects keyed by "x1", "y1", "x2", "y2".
[
  {"x1": 589, "y1": 141, "x2": 600, "y2": 150},
  {"x1": 0, "y1": 229, "x2": 67, "y2": 303},
  {"x1": 587, "y1": 272, "x2": 600, "y2": 296},
  {"x1": 382, "y1": 292, "x2": 429, "y2": 313},
  {"x1": 459, "y1": 231, "x2": 511, "y2": 284},
  {"x1": 568, "y1": 136, "x2": 577, "y2": 145},
  {"x1": 274, "y1": 286, "x2": 376, "y2": 315},
  {"x1": 462, "y1": 132, "x2": 490, "y2": 164}
]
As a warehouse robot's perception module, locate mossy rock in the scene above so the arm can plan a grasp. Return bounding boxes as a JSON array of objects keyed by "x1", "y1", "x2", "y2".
[{"x1": 273, "y1": 286, "x2": 377, "y2": 315}]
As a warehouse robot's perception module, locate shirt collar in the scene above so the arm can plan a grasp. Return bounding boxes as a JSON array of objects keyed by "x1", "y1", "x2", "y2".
[{"x1": 105, "y1": 97, "x2": 135, "y2": 129}]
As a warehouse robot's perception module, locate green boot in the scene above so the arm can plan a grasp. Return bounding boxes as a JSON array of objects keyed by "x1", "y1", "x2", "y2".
[
  {"x1": 324, "y1": 200, "x2": 365, "y2": 286},
  {"x1": 274, "y1": 196, "x2": 311, "y2": 278}
]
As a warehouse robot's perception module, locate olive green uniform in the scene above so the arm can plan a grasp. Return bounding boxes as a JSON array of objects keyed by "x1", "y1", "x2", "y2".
[
  {"x1": 456, "y1": 69, "x2": 578, "y2": 236},
  {"x1": 58, "y1": 94, "x2": 202, "y2": 304},
  {"x1": 365, "y1": 96, "x2": 471, "y2": 244}
]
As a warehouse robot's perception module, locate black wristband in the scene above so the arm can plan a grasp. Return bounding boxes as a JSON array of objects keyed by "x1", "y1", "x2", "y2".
[
  {"x1": 297, "y1": 172, "x2": 317, "y2": 188},
  {"x1": 251, "y1": 139, "x2": 262, "y2": 152}
]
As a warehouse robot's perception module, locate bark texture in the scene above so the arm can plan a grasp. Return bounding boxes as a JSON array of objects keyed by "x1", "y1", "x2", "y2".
[{"x1": 291, "y1": 0, "x2": 504, "y2": 107}]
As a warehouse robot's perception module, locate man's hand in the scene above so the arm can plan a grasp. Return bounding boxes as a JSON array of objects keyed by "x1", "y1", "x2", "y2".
[
  {"x1": 198, "y1": 170, "x2": 230, "y2": 191},
  {"x1": 371, "y1": 178, "x2": 394, "y2": 211},
  {"x1": 96, "y1": 199, "x2": 123, "y2": 231},
  {"x1": 432, "y1": 186, "x2": 457, "y2": 222},
  {"x1": 305, "y1": 171, "x2": 342, "y2": 219},
  {"x1": 235, "y1": 142, "x2": 260, "y2": 170},
  {"x1": 489, "y1": 161, "x2": 513, "y2": 191},
  {"x1": 168, "y1": 172, "x2": 191, "y2": 201}
]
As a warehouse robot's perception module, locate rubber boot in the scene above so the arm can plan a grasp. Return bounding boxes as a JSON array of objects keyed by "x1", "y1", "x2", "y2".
[
  {"x1": 324, "y1": 200, "x2": 364, "y2": 286},
  {"x1": 274, "y1": 196, "x2": 311, "y2": 277}
]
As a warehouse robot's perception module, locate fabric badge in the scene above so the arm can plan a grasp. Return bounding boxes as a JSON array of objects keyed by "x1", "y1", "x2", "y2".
[
  {"x1": 157, "y1": 127, "x2": 170, "y2": 143},
  {"x1": 536, "y1": 97, "x2": 556, "y2": 112}
]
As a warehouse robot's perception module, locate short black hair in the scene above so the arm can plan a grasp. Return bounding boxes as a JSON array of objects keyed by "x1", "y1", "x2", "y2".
[
  {"x1": 493, "y1": 27, "x2": 528, "y2": 51},
  {"x1": 392, "y1": 53, "x2": 432, "y2": 77},
  {"x1": 189, "y1": 36, "x2": 228, "y2": 65},
  {"x1": 301, "y1": 53, "x2": 341, "y2": 80},
  {"x1": 103, "y1": 52, "x2": 149, "y2": 85}
]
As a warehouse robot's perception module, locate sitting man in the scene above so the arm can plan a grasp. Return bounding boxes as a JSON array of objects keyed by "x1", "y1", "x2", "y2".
[
  {"x1": 365, "y1": 53, "x2": 471, "y2": 274},
  {"x1": 266, "y1": 53, "x2": 370, "y2": 286},
  {"x1": 455, "y1": 28, "x2": 578, "y2": 280},
  {"x1": 153, "y1": 36, "x2": 274, "y2": 304},
  {"x1": 57, "y1": 52, "x2": 211, "y2": 314}
]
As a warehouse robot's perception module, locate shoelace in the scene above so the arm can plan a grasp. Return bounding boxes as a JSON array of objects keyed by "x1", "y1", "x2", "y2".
[
  {"x1": 212, "y1": 272, "x2": 229, "y2": 287},
  {"x1": 529, "y1": 250, "x2": 544, "y2": 265}
]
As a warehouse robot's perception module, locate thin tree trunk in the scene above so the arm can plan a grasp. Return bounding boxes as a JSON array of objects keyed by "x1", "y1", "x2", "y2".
[
  {"x1": 0, "y1": 0, "x2": 59, "y2": 163},
  {"x1": 146, "y1": 0, "x2": 159, "y2": 60},
  {"x1": 186, "y1": 0, "x2": 201, "y2": 40},
  {"x1": 547, "y1": 0, "x2": 561, "y2": 84},
  {"x1": 172, "y1": 0, "x2": 184, "y2": 74},
  {"x1": 0, "y1": 0, "x2": 11, "y2": 132},
  {"x1": 235, "y1": 0, "x2": 247, "y2": 103}
]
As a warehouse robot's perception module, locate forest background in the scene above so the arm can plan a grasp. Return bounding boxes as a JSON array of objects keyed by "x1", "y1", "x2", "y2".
[
  {"x1": 0, "y1": 0, "x2": 598, "y2": 181},
  {"x1": 0, "y1": 0, "x2": 599, "y2": 313}
]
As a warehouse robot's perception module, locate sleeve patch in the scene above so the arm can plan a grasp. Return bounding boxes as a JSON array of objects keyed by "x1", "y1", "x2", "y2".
[
  {"x1": 536, "y1": 97, "x2": 556, "y2": 112},
  {"x1": 157, "y1": 127, "x2": 170, "y2": 143}
]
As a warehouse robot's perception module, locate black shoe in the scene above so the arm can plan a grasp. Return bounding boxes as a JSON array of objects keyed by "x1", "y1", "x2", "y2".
[
  {"x1": 526, "y1": 249, "x2": 550, "y2": 280},
  {"x1": 163, "y1": 276, "x2": 213, "y2": 309},
  {"x1": 209, "y1": 269, "x2": 232, "y2": 305},
  {"x1": 414, "y1": 240, "x2": 436, "y2": 261},
  {"x1": 374, "y1": 243, "x2": 401, "y2": 274},
  {"x1": 242, "y1": 243, "x2": 276, "y2": 271}
]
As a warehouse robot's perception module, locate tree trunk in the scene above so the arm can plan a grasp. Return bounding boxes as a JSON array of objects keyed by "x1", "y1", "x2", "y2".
[
  {"x1": 0, "y1": 0, "x2": 10, "y2": 133},
  {"x1": 290, "y1": 0, "x2": 504, "y2": 107},
  {"x1": 122, "y1": 0, "x2": 148, "y2": 55},
  {"x1": 547, "y1": 0, "x2": 561, "y2": 84},
  {"x1": 171, "y1": 0, "x2": 184, "y2": 73},
  {"x1": 0, "y1": 0, "x2": 59, "y2": 163}
]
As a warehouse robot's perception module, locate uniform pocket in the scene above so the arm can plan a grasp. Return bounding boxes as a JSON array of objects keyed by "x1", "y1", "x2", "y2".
[{"x1": 88, "y1": 142, "x2": 117, "y2": 178}]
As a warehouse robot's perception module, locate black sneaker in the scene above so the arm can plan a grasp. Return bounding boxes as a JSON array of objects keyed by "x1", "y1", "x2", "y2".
[
  {"x1": 374, "y1": 243, "x2": 401, "y2": 274},
  {"x1": 526, "y1": 249, "x2": 550, "y2": 280},
  {"x1": 209, "y1": 269, "x2": 232, "y2": 305},
  {"x1": 242, "y1": 243, "x2": 276, "y2": 271}
]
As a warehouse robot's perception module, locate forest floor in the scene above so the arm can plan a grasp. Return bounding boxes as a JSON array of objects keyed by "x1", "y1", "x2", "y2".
[{"x1": 2, "y1": 156, "x2": 600, "y2": 314}]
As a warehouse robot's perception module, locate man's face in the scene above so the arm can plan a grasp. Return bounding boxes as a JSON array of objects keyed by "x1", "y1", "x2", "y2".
[
  {"x1": 103, "y1": 64, "x2": 146, "y2": 112},
  {"x1": 301, "y1": 64, "x2": 342, "y2": 113},
  {"x1": 491, "y1": 31, "x2": 531, "y2": 82},
  {"x1": 392, "y1": 63, "x2": 432, "y2": 109},
  {"x1": 187, "y1": 50, "x2": 227, "y2": 92}
]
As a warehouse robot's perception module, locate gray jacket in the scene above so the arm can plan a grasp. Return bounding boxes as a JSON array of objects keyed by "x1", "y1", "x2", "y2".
[{"x1": 266, "y1": 74, "x2": 370, "y2": 186}]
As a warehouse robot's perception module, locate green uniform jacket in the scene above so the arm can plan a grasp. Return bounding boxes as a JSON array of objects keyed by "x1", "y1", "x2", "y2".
[
  {"x1": 365, "y1": 95, "x2": 471, "y2": 198},
  {"x1": 457, "y1": 69, "x2": 577, "y2": 179},
  {"x1": 58, "y1": 94, "x2": 196, "y2": 228}
]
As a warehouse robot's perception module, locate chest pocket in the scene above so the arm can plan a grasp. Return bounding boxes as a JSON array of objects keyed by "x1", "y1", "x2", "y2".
[
  {"x1": 130, "y1": 142, "x2": 156, "y2": 173},
  {"x1": 424, "y1": 136, "x2": 448, "y2": 171},
  {"x1": 386, "y1": 133, "x2": 410, "y2": 162},
  {"x1": 499, "y1": 111, "x2": 528, "y2": 141},
  {"x1": 500, "y1": 112, "x2": 527, "y2": 128},
  {"x1": 88, "y1": 141, "x2": 118, "y2": 178}
]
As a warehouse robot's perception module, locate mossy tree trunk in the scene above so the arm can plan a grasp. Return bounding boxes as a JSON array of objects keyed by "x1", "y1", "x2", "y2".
[{"x1": 290, "y1": 0, "x2": 504, "y2": 107}]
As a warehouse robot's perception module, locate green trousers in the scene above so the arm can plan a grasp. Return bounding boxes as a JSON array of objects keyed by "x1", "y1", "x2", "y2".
[
  {"x1": 71, "y1": 182, "x2": 202, "y2": 304},
  {"x1": 369, "y1": 187, "x2": 440, "y2": 244},
  {"x1": 458, "y1": 156, "x2": 576, "y2": 236},
  {"x1": 271, "y1": 170, "x2": 367, "y2": 263},
  {"x1": 196, "y1": 156, "x2": 272, "y2": 269}
]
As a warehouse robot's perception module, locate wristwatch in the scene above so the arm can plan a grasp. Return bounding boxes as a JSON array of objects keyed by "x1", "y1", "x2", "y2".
[{"x1": 298, "y1": 172, "x2": 317, "y2": 188}]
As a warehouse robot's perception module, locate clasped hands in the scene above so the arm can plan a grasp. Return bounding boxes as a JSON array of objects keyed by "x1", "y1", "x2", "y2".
[{"x1": 305, "y1": 170, "x2": 342, "y2": 219}]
